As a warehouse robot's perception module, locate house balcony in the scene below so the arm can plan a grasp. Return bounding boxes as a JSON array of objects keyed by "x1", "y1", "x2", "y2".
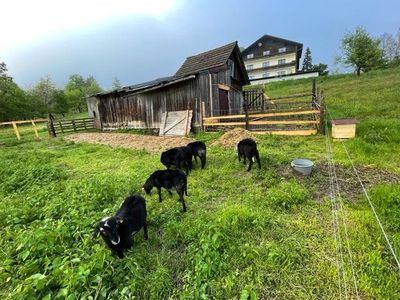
[
  {"x1": 243, "y1": 50, "x2": 297, "y2": 62},
  {"x1": 246, "y1": 61, "x2": 297, "y2": 72}
]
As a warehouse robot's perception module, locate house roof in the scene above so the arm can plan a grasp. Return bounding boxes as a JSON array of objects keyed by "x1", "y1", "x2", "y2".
[
  {"x1": 242, "y1": 34, "x2": 303, "y2": 59},
  {"x1": 175, "y1": 41, "x2": 238, "y2": 77}
]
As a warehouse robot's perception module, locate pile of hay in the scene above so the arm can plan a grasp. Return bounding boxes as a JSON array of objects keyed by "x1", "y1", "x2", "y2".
[
  {"x1": 65, "y1": 132, "x2": 194, "y2": 152},
  {"x1": 210, "y1": 128, "x2": 256, "y2": 149}
]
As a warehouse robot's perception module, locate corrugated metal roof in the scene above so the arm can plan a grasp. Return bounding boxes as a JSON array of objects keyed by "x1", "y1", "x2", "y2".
[
  {"x1": 91, "y1": 75, "x2": 195, "y2": 97},
  {"x1": 175, "y1": 41, "x2": 237, "y2": 77}
]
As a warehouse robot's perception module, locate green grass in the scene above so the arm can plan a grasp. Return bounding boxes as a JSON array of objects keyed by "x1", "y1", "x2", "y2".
[{"x1": 1, "y1": 67, "x2": 400, "y2": 299}]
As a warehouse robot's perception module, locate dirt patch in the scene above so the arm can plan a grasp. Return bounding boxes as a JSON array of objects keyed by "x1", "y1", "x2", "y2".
[
  {"x1": 65, "y1": 132, "x2": 194, "y2": 152},
  {"x1": 210, "y1": 128, "x2": 256, "y2": 149},
  {"x1": 280, "y1": 162, "x2": 400, "y2": 201}
]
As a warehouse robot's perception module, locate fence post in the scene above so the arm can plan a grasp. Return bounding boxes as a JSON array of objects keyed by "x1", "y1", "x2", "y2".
[
  {"x1": 244, "y1": 98, "x2": 249, "y2": 130},
  {"x1": 59, "y1": 121, "x2": 64, "y2": 134},
  {"x1": 72, "y1": 120, "x2": 77, "y2": 132},
  {"x1": 312, "y1": 79, "x2": 316, "y2": 102},
  {"x1": 12, "y1": 122, "x2": 21, "y2": 140},
  {"x1": 318, "y1": 96, "x2": 325, "y2": 135},
  {"x1": 48, "y1": 113, "x2": 56, "y2": 137},
  {"x1": 31, "y1": 120, "x2": 39, "y2": 138}
]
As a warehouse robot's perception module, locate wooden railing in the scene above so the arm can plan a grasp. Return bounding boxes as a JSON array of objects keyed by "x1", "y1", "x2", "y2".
[
  {"x1": 48, "y1": 118, "x2": 95, "y2": 136},
  {"x1": 0, "y1": 119, "x2": 48, "y2": 140}
]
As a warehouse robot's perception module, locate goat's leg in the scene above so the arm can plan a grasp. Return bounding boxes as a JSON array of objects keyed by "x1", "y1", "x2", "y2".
[
  {"x1": 116, "y1": 249, "x2": 124, "y2": 259},
  {"x1": 201, "y1": 153, "x2": 206, "y2": 169},
  {"x1": 178, "y1": 189, "x2": 187, "y2": 212},
  {"x1": 157, "y1": 187, "x2": 162, "y2": 202},
  {"x1": 194, "y1": 155, "x2": 198, "y2": 163},
  {"x1": 255, "y1": 150, "x2": 261, "y2": 169},
  {"x1": 238, "y1": 152, "x2": 241, "y2": 162},
  {"x1": 143, "y1": 221, "x2": 148, "y2": 240},
  {"x1": 247, "y1": 157, "x2": 253, "y2": 172},
  {"x1": 243, "y1": 156, "x2": 247, "y2": 165}
]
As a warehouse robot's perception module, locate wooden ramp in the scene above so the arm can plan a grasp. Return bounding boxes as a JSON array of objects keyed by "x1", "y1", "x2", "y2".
[{"x1": 159, "y1": 110, "x2": 193, "y2": 136}]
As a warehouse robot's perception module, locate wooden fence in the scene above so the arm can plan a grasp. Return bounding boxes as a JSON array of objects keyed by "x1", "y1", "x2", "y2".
[
  {"x1": 48, "y1": 118, "x2": 95, "y2": 137},
  {"x1": 203, "y1": 79, "x2": 325, "y2": 136},
  {"x1": 0, "y1": 119, "x2": 48, "y2": 140}
]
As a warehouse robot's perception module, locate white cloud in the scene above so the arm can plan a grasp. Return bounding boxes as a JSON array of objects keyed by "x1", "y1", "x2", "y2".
[{"x1": 0, "y1": 0, "x2": 178, "y2": 52}]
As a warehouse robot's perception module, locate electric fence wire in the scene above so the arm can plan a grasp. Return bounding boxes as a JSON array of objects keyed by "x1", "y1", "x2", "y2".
[
  {"x1": 325, "y1": 116, "x2": 347, "y2": 299},
  {"x1": 326, "y1": 109, "x2": 400, "y2": 273},
  {"x1": 325, "y1": 110, "x2": 360, "y2": 299}
]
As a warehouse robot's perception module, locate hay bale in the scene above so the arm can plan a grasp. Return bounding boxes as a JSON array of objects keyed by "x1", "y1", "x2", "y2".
[{"x1": 210, "y1": 128, "x2": 257, "y2": 149}]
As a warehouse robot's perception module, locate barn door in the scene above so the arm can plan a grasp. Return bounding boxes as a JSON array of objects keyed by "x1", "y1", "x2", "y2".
[{"x1": 218, "y1": 89, "x2": 229, "y2": 116}]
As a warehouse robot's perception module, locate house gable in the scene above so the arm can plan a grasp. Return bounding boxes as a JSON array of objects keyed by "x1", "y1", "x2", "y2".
[{"x1": 243, "y1": 34, "x2": 303, "y2": 70}]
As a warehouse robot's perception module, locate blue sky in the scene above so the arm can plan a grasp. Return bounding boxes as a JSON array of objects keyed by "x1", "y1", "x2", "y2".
[{"x1": 1, "y1": 0, "x2": 399, "y2": 89}]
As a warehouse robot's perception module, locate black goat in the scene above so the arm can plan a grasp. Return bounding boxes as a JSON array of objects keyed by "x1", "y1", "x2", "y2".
[
  {"x1": 92, "y1": 193, "x2": 148, "y2": 258},
  {"x1": 187, "y1": 141, "x2": 207, "y2": 169},
  {"x1": 160, "y1": 146, "x2": 192, "y2": 175},
  {"x1": 143, "y1": 169, "x2": 188, "y2": 212},
  {"x1": 237, "y1": 138, "x2": 261, "y2": 171}
]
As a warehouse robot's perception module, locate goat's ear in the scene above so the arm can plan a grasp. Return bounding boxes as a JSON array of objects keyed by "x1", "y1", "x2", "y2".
[{"x1": 92, "y1": 225, "x2": 100, "y2": 239}]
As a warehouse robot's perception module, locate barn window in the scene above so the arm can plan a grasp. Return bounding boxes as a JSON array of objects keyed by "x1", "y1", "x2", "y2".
[
  {"x1": 278, "y1": 47, "x2": 286, "y2": 53},
  {"x1": 246, "y1": 53, "x2": 254, "y2": 59}
]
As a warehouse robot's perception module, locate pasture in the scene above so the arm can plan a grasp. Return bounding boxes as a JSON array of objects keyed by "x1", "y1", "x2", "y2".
[{"x1": 1, "y1": 67, "x2": 400, "y2": 299}]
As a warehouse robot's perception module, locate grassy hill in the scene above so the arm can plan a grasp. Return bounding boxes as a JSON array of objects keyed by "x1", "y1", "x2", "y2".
[
  {"x1": 0, "y1": 68, "x2": 400, "y2": 299},
  {"x1": 254, "y1": 67, "x2": 400, "y2": 173}
]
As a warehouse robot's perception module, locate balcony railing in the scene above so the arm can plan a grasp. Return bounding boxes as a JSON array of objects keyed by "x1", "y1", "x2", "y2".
[
  {"x1": 244, "y1": 50, "x2": 297, "y2": 61},
  {"x1": 246, "y1": 61, "x2": 297, "y2": 72}
]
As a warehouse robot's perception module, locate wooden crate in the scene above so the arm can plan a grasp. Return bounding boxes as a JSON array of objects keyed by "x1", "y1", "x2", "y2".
[{"x1": 331, "y1": 119, "x2": 358, "y2": 139}]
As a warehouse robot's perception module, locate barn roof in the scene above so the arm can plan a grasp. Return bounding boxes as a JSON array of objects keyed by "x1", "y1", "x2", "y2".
[
  {"x1": 175, "y1": 41, "x2": 238, "y2": 77},
  {"x1": 91, "y1": 41, "x2": 249, "y2": 98}
]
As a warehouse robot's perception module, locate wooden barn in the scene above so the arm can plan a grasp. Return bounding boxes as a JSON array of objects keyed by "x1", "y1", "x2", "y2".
[{"x1": 86, "y1": 41, "x2": 249, "y2": 131}]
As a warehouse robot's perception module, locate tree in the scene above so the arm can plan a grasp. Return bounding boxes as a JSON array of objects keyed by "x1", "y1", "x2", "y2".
[
  {"x1": 312, "y1": 63, "x2": 329, "y2": 76},
  {"x1": 0, "y1": 61, "x2": 46, "y2": 121},
  {"x1": 64, "y1": 74, "x2": 102, "y2": 112},
  {"x1": 339, "y1": 26, "x2": 384, "y2": 76},
  {"x1": 30, "y1": 76, "x2": 58, "y2": 110},
  {"x1": 112, "y1": 77, "x2": 122, "y2": 90},
  {"x1": 380, "y1": 29, "x2": 400, "y2": 66},
  {"x1": 53, "y1": 90, "x2": 68, "y2": 116},
  {"x1": 302, "y1": 47, "x2": 313, "y2": 71}
]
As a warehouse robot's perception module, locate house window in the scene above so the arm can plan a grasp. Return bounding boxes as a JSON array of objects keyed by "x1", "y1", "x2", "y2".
[
  {"x1": 278, "y1": 59, "x2": 286, "y2": 65},
  {"x1": 277, "y1": 70, "x2": 286, "y2": 76},
  {"x1": 263, "y1": 50, "x2": 270, "y2": 56},
  {"x1": 246, "y1": 64, "x2": 253, "y2": 70},
  {"x1": 263, "y1": 73, "x2": 269, "y2": 78},
  {"x1": 278, "y1": 47, "x2": 286, "y2": 53},
  {"x1": 249, "y1": 75, "x2": 255, "y2": 80},
  {"x1": 246, "y1": 53, "x2": 254, "y2": 59},
  {"x1": 262, "y1": 61, "x2": 270, "y2": 68}
]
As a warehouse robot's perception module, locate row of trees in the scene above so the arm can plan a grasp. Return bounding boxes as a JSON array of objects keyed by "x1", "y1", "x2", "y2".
[
  {"x1": 339, "y1": 26, "x2": 400, "y2": 75},
  {"x1": 0, "y1": 63, "x2": 107, "y2": 122},
  {"x1": 302, "y1": 27, "x2": 400, "y2": 76}
]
